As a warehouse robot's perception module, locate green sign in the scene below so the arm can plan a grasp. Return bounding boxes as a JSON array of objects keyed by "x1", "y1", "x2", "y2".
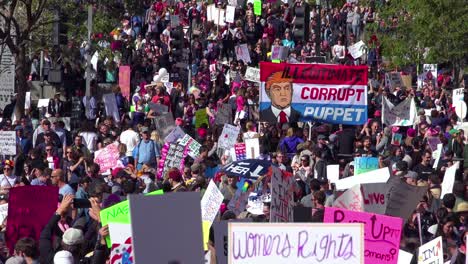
[{"x1": 254, "y1": 0, "x2": 262, "y2": 16}]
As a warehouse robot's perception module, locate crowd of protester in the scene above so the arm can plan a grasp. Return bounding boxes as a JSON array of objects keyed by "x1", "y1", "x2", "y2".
[{"x1": 0, "y1": 0, "x2": 466, "y2": 263}]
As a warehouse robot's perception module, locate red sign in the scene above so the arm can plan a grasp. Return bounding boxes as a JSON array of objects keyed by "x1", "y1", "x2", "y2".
[
  {"x1": 119, "y1": 66, "x2": 131, "y2": 100},
  {"x1": 6, "y1": 186, "x2": 58, "y2": 254}
]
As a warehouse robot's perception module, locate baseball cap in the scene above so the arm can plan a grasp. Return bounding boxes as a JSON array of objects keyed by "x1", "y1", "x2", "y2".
[
  {"x1": 53, "y1": 250, "x2": 74, "y2": 264},
  {"x1": 62, "y1": 228, "x2": 84, "y2": 246},
  {"x1": 404, "y1": 171, "x2": 418, "y2": 180}
]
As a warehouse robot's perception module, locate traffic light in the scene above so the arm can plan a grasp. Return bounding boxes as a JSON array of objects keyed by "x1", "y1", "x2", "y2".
[{"x1": 293, "y1": 3, "x2": 310, "y2": 42}]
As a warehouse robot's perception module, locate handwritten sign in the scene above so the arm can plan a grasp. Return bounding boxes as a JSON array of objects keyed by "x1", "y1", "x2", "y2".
[
  {"x1": 335, "y1": 167, "x2": 391, "y2": 190},
  {"x1": 179, "y1": 134, "x2": 201, "y2": 158},
  {"x1": 362, "y1": 183, "x2": 388, "y2": 214},
  {"x1": 441, "y1": 161, "x2": 458, "y2": 198},
  {"x1": 382, "y1": 97, "x2": 416, "y2": 127},
  {"x1": 0, "y1": 131, "x2": 16, "y2": 156},
  {"x1": 348, "y1": 40, "x2": 366, "y2": 59},
  {"x1": 324, "y1": 207, "x2": 403, "y2": 264},
  {"x1": 385, "y1": 72, "x2": 403, "y2": 93},
  {"x1": 453, "y1": 88, "x2": 464, "y2": 103},
  {"x1": 354, "y1": 157, "x2": 379, "y2": 175},
  {"x1": 332, "y1": 184, "x2": 363, "y2": 211},
  {"x1": 118, "y1": 66, "x2": 131, "y2": 100},
  {"x1": 228, "y1": 222, "x2": 364, "y2": 264},
  {"x1": 270, "y1": 168, "x2": 294, "y2": 222},
  {"x1": 219, "y1": 124, "x2": 240, "y2": 150},
  {"x1": 225, "y1": 5, "x2": 236, "y2": 23},
  {"x1": 201, "y1": 180, "x2": 224, "y2": 224},
  {"x1": 216, "y1": 104, "x2": 233, "y2": 125},
  {"x1": 6, "y1": 186, "x2": 58, "y2": 254},
  {"x1": 195, "y1": 108, "x2": 209, "y2": 128},
  {"x1": 417, "y1": 236, "x2": 443, "y2": 264},
  {"x1": 94, "y1": 143, "x2": 123, "y2": 173},
  {"x1": 244, "y1": 67, "x2": 260, "y2": 83}
]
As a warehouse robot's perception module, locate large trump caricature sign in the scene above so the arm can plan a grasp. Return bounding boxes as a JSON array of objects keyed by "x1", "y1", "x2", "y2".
[{"x1": 259, "y1": 62, "x2": 368, "y2": 125}]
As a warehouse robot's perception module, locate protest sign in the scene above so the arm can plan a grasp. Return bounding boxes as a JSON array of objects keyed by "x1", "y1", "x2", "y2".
[
  {"x1": 401, "y1": 75, "x2": 412, "y2": 90},
  {"x1": 129, "y1": 192, "x2": 204, "y2": 264},
  {"x1": 0, "y1": 131, "x2": 16, "y2": 156},
  {"x1": 427, "y1": 136, "x2": 442, "y2": 152},
  {"x1": 164, "y1": 126, "x2": 185, "y2": 143},
  {"x1": 348, "y1": 40, "x2": 366, "y2": 59},
  {"x1": 213, "y1": 219, "x2": 249, "y2": 264},
  {"x1": 37, "y1": 98, "x2": 50, "y2": 108},
  {"x1": 100, "y1": 190, "x2": 163, "y2": 247},
  {"x1": 6, "y1": 186, "x2": 58, "y2": 253},
  {"x1": 453, "y1": 88, "x2": 464, "y2": 103},
  {"x1": 398, "y1": 250, "x2": 413, "y2": 264},
  {"x1": 432, "y1": 143, "x2": 443, "y2": 169},
  {"x1": 441, "y1": 161, "x2": 458, "y2": 198},
  {"x1": 362, "y1": 183, "x2": 389, "y2": 214},
  {"x1": 382, "y1": 97, "x2": 417, "y2": 126},
  {"x1": 228, "y1": 222, "x2": 364, "y2": 264},
  {"x1": 179, "y1": 134, "x2": 201, "y2": 158},
  {"x1": 385, "y1": 72, "x2": 403, "y2": 92},
  {"x1": 332, "y1": 184, "x2": 364, "y2": 211},
  {"x1": 327, "y1": 164, "x2": 340, "y2": 183},
  {"x1": 102, "y1": 93, "x2": 120, "y2": 123},
  {"x1": 0, "y1": 44, "x2": 15, "y2": 110},
  {"x1": 195, "y1": 108, "x2": 209, "y2": 128},
  {"x1": 225, "y1": 5, "x2": 235, "y2": 23},
  {"x1": 148, "y1": 102, "x2": 168, "y2": 114},
  {"x1": 253, "y1": 0, "x2": 261, "y2": 15},
  {"x1": 385, "y1": 176, "x2": 427, "y2": 220},
  {"x1": 235, "y1": 44, "x2": 251, "y2": 64},
  {"x1": 423, "y1": 64, "x2": 437, "y2": 83},
  {"x1": 110, "y1": 243, "x2": 134, "y2": 264},
  {"x1": 118, "y1": 66, "x2": 131, "y2": 99},
  {"x1": 25, "y1": 92, "x2": 31, "y2": 110},
  {"x1": 391, "y1": 133, "x2": 403, "y2": 146},
  {"x1": 335, "y1": 167, "x2": 390, "y2": 190},
  {"x1": 201, "y1": 180, "x2": 224, "y2": 224},
  {"x1": 244, "y1": 67, "x2": 260, "y2": 83},
  {"x1": 0, "y1": 204, "x2": 7, "y2": 224},
  {"x1": 354, "y1": 157, "x2": 379, "y2": 175},
  {"x1": 154, "y1": 112, "x2": 176, "y2": 140},
  {"x1": 228, "y1": 189, "x2": 250, "y2": 216},
  {"x1": 216, "y1": 103, "x2": 233, "y2": 125},
  {"x1": 417, "y1": 236, "x2": 443, "y2": 264},
  {"x1": 324, "y1": 207, "x2": 403, "y2": 264},
  {"x1": 234, "y1": 143, "x2": 246, "y2": 161},
  {"x1": 244, "y1": 138, "x2": 260, "y2": 159},
  {"x1": 108, "y1": 223, "x2": 132, "y2": 245},
  {"x1": 270, "y1": 167, "x2": 294, "y2": 222},
  {"x1": 94, "y1": 142, "x2": 123, "y2": 173},
  {"x1": 270, "y1": 45, "x2": 289, "y2": 61},
  {"x1": 157, "y1": 142, "x2": 188, "y2": 179},
  {"x1": 246, "y1": 193, "x2": 266, "y2": 215},
  {"x1": 219, "y1": 124, "x2": 240, "y2": 150},
  {"x1": 259, "y1": 62, "x2": 368, "y2": 124}
]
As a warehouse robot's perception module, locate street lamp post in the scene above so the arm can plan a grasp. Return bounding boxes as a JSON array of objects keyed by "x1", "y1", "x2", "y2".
[{"x1": 315, "y1": 0, "x2": 321, "y2": 57}]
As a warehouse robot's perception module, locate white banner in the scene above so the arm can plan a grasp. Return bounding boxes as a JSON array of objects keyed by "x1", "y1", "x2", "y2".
[
  {"x1": 225, "y1": 5, "x2": 235, "y2": 23},
  {"x1": 244, "y1": 67, "x2": 260, "y2": 83},
  {"x1": 335, "y1": 167, "x2": 390, "y2": 190},
  {"x1": 228, "y1": 222, "x2": 364, "y2": 264},
  {"x1": 0, "y1": 131, "x2": 16, "y2": 156},
  {"x1": 382, "y1": 97, "x2": 416, "y2": 126},
  {"x1": 453, "y1": 88, "x2": 464, "y2": 103},
  {"x1": 441, "y1": 161, "x2": 458, "y2": 198},
  {"x1": 201, "y1": 180, "x2": 224, "y2": 225},
  {"x1": 417, "y1": 236, "x2": 443, "y2": 264},
  {"x1": 244, "y1": 138, "x2": 259, "y2": 159}
]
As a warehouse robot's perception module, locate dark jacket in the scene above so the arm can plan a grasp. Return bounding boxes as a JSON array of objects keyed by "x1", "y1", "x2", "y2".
[
  {"x1": 259, "y1": 106, "x2": 301, "y2": 123},
  {"x1": 47, "y1": 99, "x2": 65, "y2": 117}
]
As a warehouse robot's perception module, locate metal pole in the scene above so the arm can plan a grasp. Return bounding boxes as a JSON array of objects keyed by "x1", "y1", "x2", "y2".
[{"x1": 85, "y1": 5, "x2": 93, "y2": 98}]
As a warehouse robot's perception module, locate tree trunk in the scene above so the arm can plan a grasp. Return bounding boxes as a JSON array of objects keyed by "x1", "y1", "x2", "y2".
[{"x1": 14, "y1": 47, "x2": 28, "y2": 120}]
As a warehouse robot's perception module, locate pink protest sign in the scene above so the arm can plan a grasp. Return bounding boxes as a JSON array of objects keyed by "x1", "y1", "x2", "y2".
[
  {"x1": 324, "y1": 207, "x2": 403, "y2": 264},
  {"x1": 94, "y1": 143, "x2": 123, "y2": 173},
  {"x1": 119, "y1": 66, "x2": 131, "y2": 100}
]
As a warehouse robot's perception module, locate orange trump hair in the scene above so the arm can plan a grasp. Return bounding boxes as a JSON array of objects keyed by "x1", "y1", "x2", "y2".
[{"x1": 265, "y1": 71, "x2": 293, "y2": 93}]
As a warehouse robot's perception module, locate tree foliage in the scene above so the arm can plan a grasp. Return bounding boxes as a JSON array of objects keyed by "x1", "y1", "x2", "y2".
[{"x1": 373, "y1": 0, "x2": 468, "y2": 76}]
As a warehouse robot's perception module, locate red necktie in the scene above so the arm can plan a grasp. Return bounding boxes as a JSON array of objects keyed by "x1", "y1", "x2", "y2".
[{"x1": 279, "y1": 111, "x2": 288, "y2": 123}]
